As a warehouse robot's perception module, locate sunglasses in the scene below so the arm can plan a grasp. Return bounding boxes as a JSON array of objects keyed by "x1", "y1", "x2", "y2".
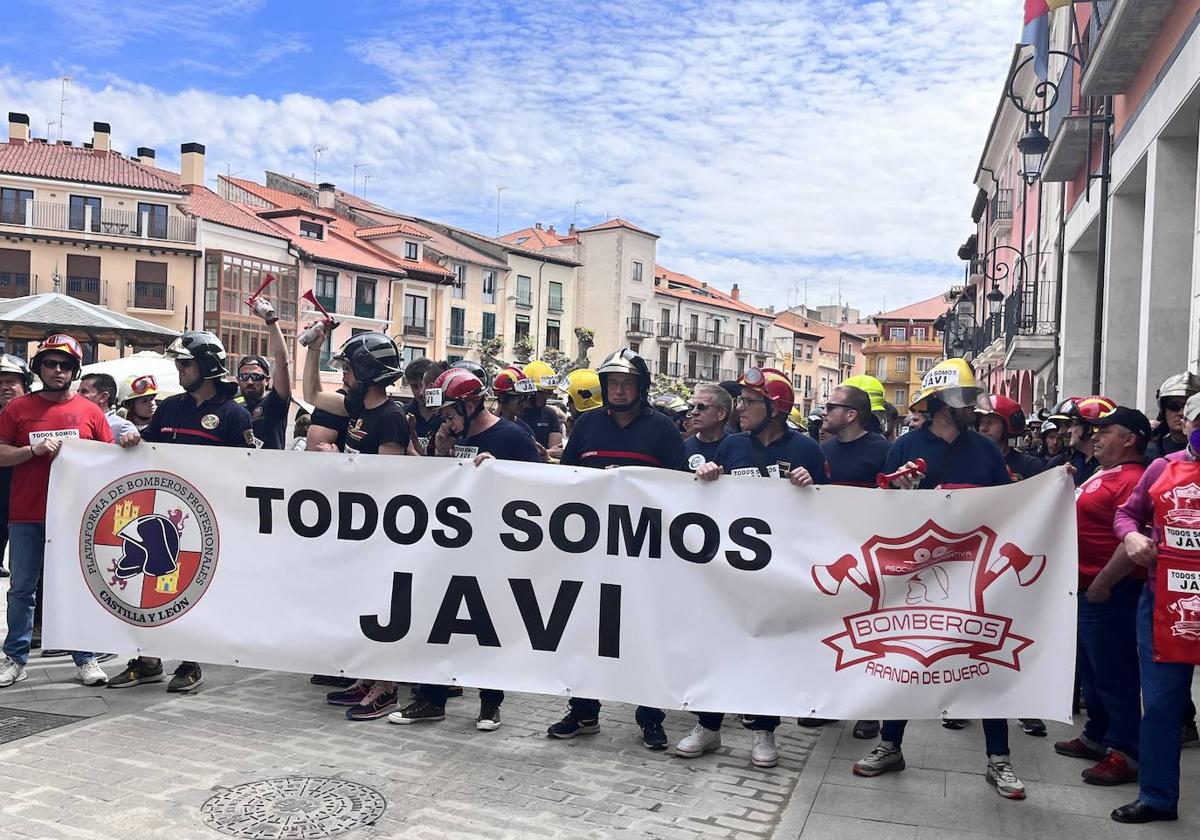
[
  {"x1": 736, "y1": 396, "x2": 766, "y2": 407},
  {"x1": 237, "y1": 372, "x2": 269, "y2": 383},
  {"x1": 825, "y1": 402, "x2": 854, "y2": 412},
  {"x1": 689, "y1": 402, "x2": 712, "y2": 412},
  {"x1": 1165, "y1": 400, "x2": 1186, "y2": 412},
  {"x1": 40, "y1": 359, "x2": 77, "y2": 371}
]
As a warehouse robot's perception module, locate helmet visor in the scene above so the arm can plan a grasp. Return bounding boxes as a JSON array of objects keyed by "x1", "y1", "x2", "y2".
[
  {"x1": 130, "y1": 374, "x2": 158, "y2": 396},
  {"x1": 936, "y1": 386, "x2": 982, "y2": 410},
  {"x1": 165, "y1": 337, "x2": 194, "y2": 360},
  {"x1": 974, "y1": 392, "x2": 995, "y2": 413}
]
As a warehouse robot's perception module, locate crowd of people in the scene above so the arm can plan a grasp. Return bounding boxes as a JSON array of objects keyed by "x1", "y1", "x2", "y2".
[{"x1": 0, "y1": 293, "x2": 1196, "y2": 824}]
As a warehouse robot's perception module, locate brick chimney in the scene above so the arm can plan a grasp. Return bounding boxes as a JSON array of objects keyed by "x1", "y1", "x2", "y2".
[
  {"x1": 731, "y1": 283, "x2": 740, "y2": 301},
  {"x1": 548, "y1": 224, "x2": 556, "y2": 234},
  {"x1": 136, "y1": 147, "x2": 156, "y2": 166},
  {"x1": 535, "y1": 222, "x2": 543, "y2": 230},
  {"x1": 568, "y1": 224, "x2": 577, "y2": 236},
  {"x1": 180, "y1": 142, "x2": 205, "y2": 188},
  {"x1": 8, "y1": 112, "x2": 29, "y2": 144},
  {"x1": 318, "y1": 182, "x2": 335, "y2": 209},
  {"x1": 92, "y1": 122, "x2": 111, "y2": 152}
]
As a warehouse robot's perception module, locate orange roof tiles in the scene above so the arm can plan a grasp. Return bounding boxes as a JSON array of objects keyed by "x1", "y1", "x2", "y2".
[
  {"x1": 500, "y1": 226, "x2": 573, "y2": 250},
  {"x1": 653, "y1": 265, "x2": 772, "y2": 317},
  {"x1": 182, "y1": 186, "x2": 289, "y2": 240},
  {"x1": 0, "y1": 140, "x2": 186, "y2": 194},
  {"x1": 356, "y1": 222, "x2": 431, "y2": 240},
  {"x1": 579, "y1": 217, "x2": 659, "y2": 238},
  {"x1": 222, "y1": 176, "x2": 317, "y2": 211},
  {"x1": 875, "y1": 294, "x2": 948, "y2": 322}
]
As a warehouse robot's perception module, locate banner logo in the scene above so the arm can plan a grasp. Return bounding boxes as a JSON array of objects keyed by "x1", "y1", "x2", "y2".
[
  {"x1": 79, "y1": 471, "x2": 219, "y2": 626},
  {"x1": 814, "y1": 520, "x2": 1044, "y2": 672},
  {"x1": 1169, "y1": 595, "x2": 1200, "y2": 641}
]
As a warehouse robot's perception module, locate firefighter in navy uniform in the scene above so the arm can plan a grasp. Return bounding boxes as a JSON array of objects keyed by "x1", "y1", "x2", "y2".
[
  {"x1": 109, "y1": 331, "x2": 253, "y2": 693},
  {"x1": 546, "y1": 348, "x2": 688, "y2": 750}
]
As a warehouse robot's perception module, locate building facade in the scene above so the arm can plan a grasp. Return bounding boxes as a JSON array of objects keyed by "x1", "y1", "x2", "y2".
[{"x1": 860, "y1": 295, "x2": 946, "y2": 416}]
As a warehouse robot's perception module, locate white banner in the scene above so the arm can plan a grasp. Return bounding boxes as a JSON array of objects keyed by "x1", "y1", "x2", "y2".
[{"x1": 45, "y1": 440, "x2": 1079, "y2": 721}]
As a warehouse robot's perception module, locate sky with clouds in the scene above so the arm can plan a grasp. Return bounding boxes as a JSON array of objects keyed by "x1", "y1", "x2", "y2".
[{"x1": 1, "y1": 0, "x2": 1025, "y2": 316}]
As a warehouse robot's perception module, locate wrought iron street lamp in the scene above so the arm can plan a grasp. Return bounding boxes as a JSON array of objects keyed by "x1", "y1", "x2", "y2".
[{"x1": 1017, "y1": 121, "x2": 1050, "y2": 186}]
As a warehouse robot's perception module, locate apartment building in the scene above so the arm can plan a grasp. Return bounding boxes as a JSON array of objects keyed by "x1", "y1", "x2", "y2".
[
  {"x1": 860, "y1": 295, "x2": 946, "y2": 415},
  {"x1": 0, "y1": 115, "x2": 200, "y2": 360},
  {"x1": 773, "y1": 311, "x2": 867, "y2": 414}
]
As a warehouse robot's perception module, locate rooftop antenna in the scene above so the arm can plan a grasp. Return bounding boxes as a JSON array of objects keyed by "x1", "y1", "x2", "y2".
[
  {"x1": 362, "y1": 172, "x2": 373, "y2": 200},
  {"x1": 495, "y1": 182, "x2": 507, "y2": 236},
  {"x1": 57, "y1": 76, "x2": 71, "y2": 142},
  {"x1": 353, "y1": 163, "x2": 370, "y2": 196},
  {"x1": 46, "y1": 119, "x2": 56, "y2": 140},
  {"x1": 312, "y1": 143, "x2": 328, "y2": 184}
]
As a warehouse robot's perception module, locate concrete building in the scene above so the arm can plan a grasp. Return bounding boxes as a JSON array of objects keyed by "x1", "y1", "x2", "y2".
[
  {"x1": 774, "y1": 312, "x2": 867, "y2": 415},
  {"x1": 860, "y1": 295, "x2": 946, "y2": 416},
  {"x1": 0, "y1": 115, "x2": 202, "y2": 360},
  {"x1": 1050, "y1": 0, "x2": 1200, "y2": 410}
]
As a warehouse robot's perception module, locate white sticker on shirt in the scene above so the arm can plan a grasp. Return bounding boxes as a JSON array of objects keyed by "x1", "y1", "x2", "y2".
[
  {"x1": 1167, "y1": 567, "x2": 1200, "y2": 593},
  {"x1": 687, "y1": 453, "x2": 706, "y2": 470},
  {"x1": 29, "y1": 429, "x2": 80, "y2": 445},
  {"x1": 730, "y1": 464, "x2": 779, "y2": 479},
  {"x1": 1163, "y1": 527, "x2": 1200, "y2": 552},
  {"x1": 453, "y1": 445, "x2": 480, "y2": 460}
]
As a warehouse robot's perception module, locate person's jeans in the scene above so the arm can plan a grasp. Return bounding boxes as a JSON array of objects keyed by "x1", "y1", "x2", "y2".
[
  {"x1": 2, "y1": 523, "x2": 95, "y2": 668},
  {"x1": 881, "y1": 718, "x2": 1009, "y2": 756},
  {"x1": 568, "y1": 697, "x2": 664, "y2": 727},
  {"x1": 1077, "y1": 577, "x2": 1142, "y2": 758},
  {"x1": 420, "y1": 684, "x2": 504, "y2": 708},
  {"x1": 1136, "y1": 585, "x2": 1195, "y2": 810},
  {"x1": 696, "y1": 712, "x2": 778, "y2": 732}
]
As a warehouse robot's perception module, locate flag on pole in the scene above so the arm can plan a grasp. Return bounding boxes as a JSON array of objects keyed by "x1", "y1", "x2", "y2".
[{"x1": 1021, "y1": 0, "x2": 1072, "y2": 80}]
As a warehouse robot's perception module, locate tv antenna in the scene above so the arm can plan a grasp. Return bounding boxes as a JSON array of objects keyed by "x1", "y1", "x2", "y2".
[
  {"x1": 312, "y1": 144, "x2": 328, "y2": 184},
  {"x1": 57, "y1": 76, "x2": 71, "y2": 142},
  {"x1": 353, "y1": 163, "x2": 371, "y2": 196},
  {"x1": 495, "y1": 183, "x2": 507, "y2": 236}
]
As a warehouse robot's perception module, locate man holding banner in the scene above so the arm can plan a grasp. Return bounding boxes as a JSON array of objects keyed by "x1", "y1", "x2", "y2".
[
  {"x1": 854, "y1": 358, "x2": 1027, "y2": 801},
  {"x1": 546, "y1": 347, "x2": 687, "y2": 750},
  {"x1": 391, "y1": 367, "x2": 539, "y2": 731}
]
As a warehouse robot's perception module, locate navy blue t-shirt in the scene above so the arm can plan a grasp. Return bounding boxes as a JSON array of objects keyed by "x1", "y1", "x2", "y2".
[
  {"x1": 561, "y1": 405, "x2": 688, "y2": 471},
  {"x1": 142, "y1": 383, "x2": 253, "y2": 448},
  {"x1": 882, "y1": 426, "x2": 1009, "y2": 488},
  {"x1": 453, "y1": 417, "x2": 540, "y2": 463},
  {"x1": 821, "y1": 431, "x2": 892, "y2": 487},
  {"x1": 685, "y1": 433, "x2": 726, "y2": 470},
  {"x1": 521, "y1": 404, "x2": 562, "y2": 448},
  {"x1": 239, "y1": 388, "x2": 288, "y2": 450},
  {"x1": 1004, "y1": 448, "x2": 1045, "y2": 482},
  {"x1": 713, "y1": 429, "x2": 829, "y2": 482}
]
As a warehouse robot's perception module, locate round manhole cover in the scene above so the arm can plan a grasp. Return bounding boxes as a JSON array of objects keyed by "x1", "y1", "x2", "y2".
[{"x1": 201, "y1": 777, "x2": 386, "y2": 839}]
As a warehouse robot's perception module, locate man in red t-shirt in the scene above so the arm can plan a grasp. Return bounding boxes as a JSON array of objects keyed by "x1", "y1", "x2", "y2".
[
  {"x1": 0, "y1": 335, "x2": 119, "y2": 689},
  {"x1": 1053, "y1": 406, "x2": 1150, "y2": 786}
]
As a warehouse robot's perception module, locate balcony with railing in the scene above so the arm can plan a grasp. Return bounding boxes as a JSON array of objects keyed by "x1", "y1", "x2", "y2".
[
  {"x1": 656, "y1": 361, "x2": 682, "y2": 377},
  {"x1": 736, "y1": 336, "x2": 767, "y2": 353},
  {"x1": 657, "y1": 323, "x2": 682, "y2": 341},
  {"x1": 1080, "y1": 0, "x2": 1174, "y2": 98},
  {"x1": 684, "y1": 365, "x2": 734, "y2": 383},
  {"x1": 684, "y1": 328, "x2": 734, "y2": 350},
  {"x1": 1004, "y1": 279, "x2": 1059, "y2": 371},
  {"x1": 448, "y1": 330, "x2": 474, "y2": 348},
  {"x1": 127, "y1": 281, "x2": 174, "y2": 312},
  {"x1": 972, "y1": 312, "x2": 1005, "y2": 362},
  {"x1": 990, "y1": 189, "x2": 1013, "y2": 229},
  {"x1": 403, "y1": 316, "x2": 428, "y2": 337},
  {"x1": 626, "y1": 317, "x2": 653, "y2": 337},
  {"x1": 0, "y1": 272, "x2": 31, "y2": 298},
  {"x1": 66, "y1": 276, "x2": 105, "y2": 305},
  {"x1": 840, "y1": 352, "x2": 856, "y2": 367},
  {"x1": 0, "y1": 200, "x2": 198, "y2": 245}
]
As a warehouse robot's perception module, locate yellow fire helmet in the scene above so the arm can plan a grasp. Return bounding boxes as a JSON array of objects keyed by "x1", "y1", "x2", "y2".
[
  {"x1": 522, "y1": 359, "x2": 560, "y2": 392},
  {"x1": 788, "y1": 406, "x2": 807, "y2": 429},
  {"x1": 839, "y1": 374, "x2": 886, "y2": 413},
  {"x1": 910, "y1": 357, "x2": 983, "y2": 412},
  {"x1": 558, "y1": 368, "x2": 603, "y2": 413}
]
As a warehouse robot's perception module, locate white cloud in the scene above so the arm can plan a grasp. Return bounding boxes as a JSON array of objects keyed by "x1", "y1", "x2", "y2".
[{"x1": 0, "y1": 0, "x2": 1027, "y2": 315}]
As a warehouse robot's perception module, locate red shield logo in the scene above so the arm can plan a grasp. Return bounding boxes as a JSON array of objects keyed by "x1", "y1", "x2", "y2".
[{"x1": 814, "y1": 520, "x2": 1044, "y2": 670}]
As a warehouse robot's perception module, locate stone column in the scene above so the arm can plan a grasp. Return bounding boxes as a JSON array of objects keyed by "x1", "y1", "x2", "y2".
[
  {"x1": 1101, "y1": 190, "x2": 1145, "y2": 405},
  {"x1": 1059, "y1": 247, "x2": 1097, "y2": 398}
]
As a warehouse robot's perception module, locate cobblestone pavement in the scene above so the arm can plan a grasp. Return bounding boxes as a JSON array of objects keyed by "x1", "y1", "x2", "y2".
[{"x1": 0, "y1": 655, "x2": 819, "y2": 840}]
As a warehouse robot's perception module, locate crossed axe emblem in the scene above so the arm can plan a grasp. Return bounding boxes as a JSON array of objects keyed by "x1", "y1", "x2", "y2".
[{"x1": 812, "y1": 542, "x2": 1046, "y2": 597}]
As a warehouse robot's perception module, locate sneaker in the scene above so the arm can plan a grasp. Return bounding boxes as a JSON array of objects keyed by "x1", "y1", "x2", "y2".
[
  {"x1": 1020, "y1": 718, "x2": 1047, "y2": 737},
  {"x1": 476, "y1": 702, "x2": 502, "y2": 731},
  {"x1": 1053, "y1": 736, "x2": 1106, "y2": 761},
  {"x1": 387, "y1": 698, "x2": 446, "y2": 725},
  {"x1": 641, "y1": 720, "x2": 668, "y2": 751},
  {"x1": 39, "y1": 649, "x2": 69, "y2": 659},
  {"x1": 547, "y1": 712, "x2": 600, "y2": 739},
  {"x1": 853, "y1": 742, "x2": 905, "y2": 777},
  {"x1": 346, "y1": 684, "x2": 398, "y2": 721},
  {"x1": 326, "y1": 680, "x2": 371, "y2": 706},
  {"x1": 941, "y1": 717, "x2": 968, "y2": 730},
  {"x1": 0, "y1": 656, "x2": 27, "y2": 688},
  {"x1": 167, "y1": 663, "x2": 204, "y2": 693},
  {"x1": 676, "y1": 723, "x2": 722, "y2": 757},
  {"x1": 1082, "y1": 751, "x2": 1137, "y2": 786},
  {"x1": 751, "y1": 730, "x2": 778, "y2": 768},
  {"x1": 986, "y1": 756, "x2": 1026, "y2": 800},
  {"x1": 852, "y1": 720, "x2": 880, "y2": 740},
  {"x1": 1182, "y1": 722, "x2": 1199, "y2": 748},
  {"x1": 310, "y1": 674, "x2": 356, "y2": 688},
  {"x1": 107, "y1": 657, "x2": 164, "y2": 688},
  {"x1": 0, "y1": 566, "x2": 9, "y2": 578},
  {"x1": 77, "y1": 660, "x2": 108, "y2": 686}
]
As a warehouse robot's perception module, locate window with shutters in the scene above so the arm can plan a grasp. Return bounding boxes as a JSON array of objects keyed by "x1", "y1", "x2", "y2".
[
  {"x1": 133, "y1": 260, "x2": 169, "y2": 310},
  {"x1": 0, "y1": 248, "x2": 31, "y2": 298},
  {"x1": 67, "y1": 254, "x2": 102, "y2": 304}
]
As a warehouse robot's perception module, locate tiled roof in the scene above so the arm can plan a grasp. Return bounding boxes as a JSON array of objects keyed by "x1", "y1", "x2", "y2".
[
  {"x1": 875, "y1": 293, "x2": 948, "y2": 322},
  {"x1": 579, "y1": 217, "x2": 659, "y2": 238},
  {"x1": 0, "y1": 140, "x2": 186, "y2": 194},
  {"x1": 222, "y1": 176, "x2": 317, "y2": 211},
  {"x1": 356, "y1": 222, "x2": 432, "y2": 240},
  {"x1": 773, "y1": 311, "x2": 867, "y2": 353},
  {"x1": 841, "y1": 322, "x2": 878, "y2": 340},
  {"x1": 653, "y1": 265, "x2": 771, "y2": 317},
  {"x1": 500, "y1": 226, "x2": 573, "y2": 250},
  {"x1": 0, "y1": 292, "x2": 179, "y2": 344}
]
